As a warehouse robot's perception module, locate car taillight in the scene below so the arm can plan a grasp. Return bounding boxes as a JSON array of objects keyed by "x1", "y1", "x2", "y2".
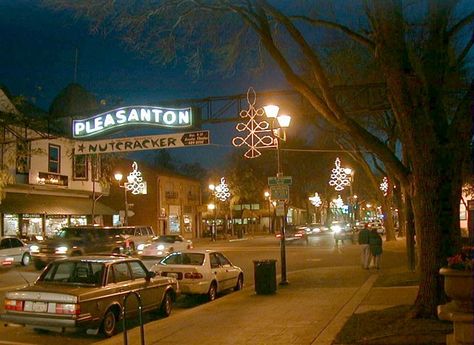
[
  {"x1": 275, "y1": 234, "x2": 281, "y2": 238},
  {"x1": 184, "y1": 272, "x2": 203, "y2": 279},
  {"x1": 295, "y1": 232, "x2": 303, "y2": 237},
  {"x1": 55, "y1": 303, "x2": 80, "y2": 315},
  {"x1": 5, "y1": 299, "x2": 23, "y2": 311}
]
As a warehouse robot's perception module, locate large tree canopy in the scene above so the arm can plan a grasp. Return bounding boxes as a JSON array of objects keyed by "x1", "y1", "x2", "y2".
[{"x1": 45, "y1": 0, "x2": 474, "y2": 317}]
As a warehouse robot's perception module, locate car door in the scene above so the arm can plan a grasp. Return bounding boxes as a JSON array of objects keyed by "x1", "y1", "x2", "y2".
[
  {"x1": 8, "y1": 238, "x2": 25, "y2": 262},
  {"x1": 215, "y1": 252, "x2": 239, "y2": 290},
  {"x1": 128, "y1": 261, "x2": 162, "y2": 311},
  {"x1": 0, "y1": 238, "x2": 13, "y2": 263},
  {"x1": 209, "y1": 252, "x2": 229, "y2": 291}
]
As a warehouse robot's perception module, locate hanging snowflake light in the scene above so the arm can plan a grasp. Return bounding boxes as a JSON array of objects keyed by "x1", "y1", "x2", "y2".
[
  {"x1": 333, "y1": 195, "x2": 344, "y2": 209},
  {"x1": 309, "y1": 192, "x2": 322, "y2": 207},
  {"x1": 214, "y1": 177, "x2": 231, "y2": 202},
  {"x1": 232, "y1": 87, "x2": 276, "y2": 158},
  {"x1": 380, "y1": 176, "x2": 389, "y2": 196},
  {"x1": 329, "y1": 157, "x2": 350, "y2": 191},
  {"x1": 126, "y1": 161, "x2": 146, "y2": 195}
]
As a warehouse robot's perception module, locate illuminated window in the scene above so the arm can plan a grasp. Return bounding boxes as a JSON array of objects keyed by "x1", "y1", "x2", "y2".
[
  {"x1": 48, "y1": 144, "x2": 60, "y2": 173},
  {"x1": 73, "y1": 153, "x2": 87, "y2": 180}
]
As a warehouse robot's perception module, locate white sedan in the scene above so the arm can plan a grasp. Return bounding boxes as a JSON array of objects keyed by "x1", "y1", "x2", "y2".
[
  {"x1": 0, "y1": 237, "x2": 31, "y2": 267},
  {"x1": 140, "y1": 235, "x2": 193, "y2": 258},
  {"x1": 151, "y1": 250, "x2": 244, "y2": 301}
]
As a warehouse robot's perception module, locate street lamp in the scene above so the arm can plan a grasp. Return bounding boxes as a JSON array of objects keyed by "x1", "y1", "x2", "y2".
[
  {"x1": 114, "y1": 172, "x2": 129, "y2": 226},
  {"x1": 264, "y1": 104, "x2": 291, "y2": 285},
  {"x1": 264, "y1": 191, "x2": 272, "y2": 233}
]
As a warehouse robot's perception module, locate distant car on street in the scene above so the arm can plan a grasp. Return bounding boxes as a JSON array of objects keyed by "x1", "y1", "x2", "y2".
[
  {"x1": 331, "y1": 221, "x2": 356, "y2": 243},
  {"x1": 151, "y1": 250, "x2": 243, "y2": 301},
  {"x1": 304, "y1": 223, "x2": 329, "y2": 235},
  {"x1": 0, "y1": 237, "x2": 31, "y2": 267},
  {"x1": 368, "y1": 220, "x2": 385, "y2": 235},
  {"x1": 275, "y1": 225, "x2": 309, "y2": 244},
  {"x1": 141, "y1": 235, "x2": 193, "y2": 259},
  {"x1": 0, "y1": 256, "x2": 178, "y2": 337}
]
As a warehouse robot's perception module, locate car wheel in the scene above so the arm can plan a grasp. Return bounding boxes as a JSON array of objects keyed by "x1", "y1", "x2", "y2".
[
  {"x1": 207, "y1": 282, "x2": 217, "y2": 301},
  {"x1": 100, "y1": 309, "x2": 118, "y2": 338},
  {"x1": 234, "y1": 274, "x2": 243, "y2": 291},
  {"x1": 159, "y1": 291, "x2": 173, "y2": 317},
  {"x1": 21, "y1": 253, "x2": 31, "y2": 266}
]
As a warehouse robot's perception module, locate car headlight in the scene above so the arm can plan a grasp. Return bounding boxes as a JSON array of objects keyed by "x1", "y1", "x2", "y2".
[
  {"x1": 30, "y1": 245, "x2": 39, "y2": 253},
  {"x1": 157, "y1": 244, "x2": 165, "y2": 250},
  {"x1": 331, "y1": 225, "x2": 342, "y2": 233},
  {"x1": 55, "y1": 246, "x2": 68, "y2": 254},
  {"x1": 137, "y1": 244, "x2": 145, "y2": 251}
]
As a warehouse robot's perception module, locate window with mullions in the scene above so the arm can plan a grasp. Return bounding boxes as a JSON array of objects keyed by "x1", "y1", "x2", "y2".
[
  {"x1": 48, "y1": 144, "x2": 60, "y2": 173},
  {"x1": 73, "y1": 153, "x2": 87, "y2": 180}
]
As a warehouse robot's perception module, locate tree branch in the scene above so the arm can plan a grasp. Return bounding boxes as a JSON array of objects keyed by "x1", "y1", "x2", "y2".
[
  {"x1": 291, "y1": 15, "x2": 375, "y2": 51},
  {"x1": 447, "y1": 11, "x2": 474, "y2": 39}
]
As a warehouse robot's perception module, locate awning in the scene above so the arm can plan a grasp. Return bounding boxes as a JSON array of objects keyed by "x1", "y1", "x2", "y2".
[{"x1": 0, "y1": 193, "x2": 116, "y2": 215}]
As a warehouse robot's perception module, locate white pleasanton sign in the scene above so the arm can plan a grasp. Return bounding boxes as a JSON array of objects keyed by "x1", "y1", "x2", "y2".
[
  {"x1": 74, "y1": 131, "x2": 210, "y2": 155},
  {"x1": 73, "y1": 106, "x2": 193, "y2": 138}
]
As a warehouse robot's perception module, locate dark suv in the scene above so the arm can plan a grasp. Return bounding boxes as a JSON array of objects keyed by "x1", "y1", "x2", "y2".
[{"x1": 30, "y1": 226, "x2": 129, "y2": 270}]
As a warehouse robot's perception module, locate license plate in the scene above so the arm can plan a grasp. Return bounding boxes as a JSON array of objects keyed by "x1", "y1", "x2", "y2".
[{"x1": 32, "y1": 302, "x2": 47, "y2": 313}]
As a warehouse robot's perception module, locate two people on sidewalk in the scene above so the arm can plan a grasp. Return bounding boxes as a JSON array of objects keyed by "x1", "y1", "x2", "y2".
[{"x1": 358, "y1": 223, "x2": 383, "y2": 269}]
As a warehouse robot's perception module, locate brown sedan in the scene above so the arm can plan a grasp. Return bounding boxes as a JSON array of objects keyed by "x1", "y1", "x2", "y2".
[{"x1": 0, "y1": 255, "x2": 178, "y2": 337}]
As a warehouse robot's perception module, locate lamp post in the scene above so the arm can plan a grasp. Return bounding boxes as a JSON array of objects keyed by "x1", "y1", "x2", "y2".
[
  {"x1": 208, "y1": 184, "x2": 217, "y2": 241},
  {"x1": 264, "y1": 191, "x2": 272, "y2": 233},
  {"x1": 114, "y1": 172, "x2": 129, "y2": 226},
  {"x1": 263, "y1": 104, "x2": 291, "y2": 285}
]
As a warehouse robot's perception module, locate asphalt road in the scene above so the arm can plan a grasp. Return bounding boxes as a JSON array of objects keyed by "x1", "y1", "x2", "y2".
[{"x1": 0, "y1": 232, "x2": 360, "y2": 345}]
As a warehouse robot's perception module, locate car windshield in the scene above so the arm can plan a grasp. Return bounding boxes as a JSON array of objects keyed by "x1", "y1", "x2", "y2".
[
  {"x1": 41, "y1": 261, "x2": 105, "y2": 286},
  {"x1": 160, "y1": 252, "x2": 204, "y2": 265},
  {"x1": 54, "y1": 228, "x2": 85, "y2": 239}
]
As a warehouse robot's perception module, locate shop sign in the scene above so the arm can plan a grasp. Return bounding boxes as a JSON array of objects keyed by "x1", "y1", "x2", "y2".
[
  {"x1": 74, "y1": 131, "x2": 210, "y2": 154},
  {"x1": 37, "y1": 172, "x2": 68, "y2": 186},
  {"x1": 72, "y1": 106, "x2": 193, "y2": 138}
]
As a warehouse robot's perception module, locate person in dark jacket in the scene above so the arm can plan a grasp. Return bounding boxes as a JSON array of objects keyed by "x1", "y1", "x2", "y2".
[
  {"x1": 368, "y1": 228, "x2": 383, "y2": 269},
  {"x1": 358, "y1": 223, "x2": 370, "y2": 269}
]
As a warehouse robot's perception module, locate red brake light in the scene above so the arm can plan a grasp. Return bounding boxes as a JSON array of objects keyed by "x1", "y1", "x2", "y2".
[
  {"x1": 5, "y1": 299, "x2": 23, "y2": 311},
  {"x1": 55, "y1": 303, "x2": 80, "y2": 315},
  {"x1": 184, "y1": 272, "x2": 203, "y2": 279}
]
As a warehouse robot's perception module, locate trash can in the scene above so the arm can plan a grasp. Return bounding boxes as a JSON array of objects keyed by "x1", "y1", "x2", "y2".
[{"x1": 253, "y1": 259, "x2": 277, "y2": 295}]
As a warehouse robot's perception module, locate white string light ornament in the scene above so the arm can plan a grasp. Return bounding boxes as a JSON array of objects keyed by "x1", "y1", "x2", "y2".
[
  {"x1": 232, "y1": 87, "x2": 276, "y2": 158},
  {"x1": 309, "y1": 192, "x2": 322, "y2": 207},
  {"x1": 329, "y1": 157, "x2": 350, "y2": 191},
  {"x1": 214, "y1": 177, "x2": 231, "y2": 202},
  {"x1": 126, "y1": 161, "x2": 145, "y2": 195},
  {"x1": 380, "y1": 176, "x2": 389, "y2": 196},
  {"x1": 333, "y1": 195, "x2": 344, "y2": 209}
]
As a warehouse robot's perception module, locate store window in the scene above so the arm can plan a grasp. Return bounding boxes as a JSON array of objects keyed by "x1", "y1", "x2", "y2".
[
  {"x1": 21, "y1": 214, "x2": 43, "y2": 238},
  {"x1": 3, "y1": 214, "x2": 19, "y2": 236},
  {"x1": 70, "y1": 216, "x2": 87, "y2": 226},
  {"x1": 73, "y1": 153, "x2": 87, "y2": 180},
  {"x1": 183, "y1": 214, "x2": 192, "y2": 233},
  {"x1": 169, "y1": 205, "x2": 181, "y2": 233},
  {"x1": 46, "y1": 215, "x2": 68, "y2": 238},
  {"x1": 16, "y1": 140, "x2": 30, "y2": 174},
  {"x1": 48, "y1": 144, "x2": 60, "y2": 173}
]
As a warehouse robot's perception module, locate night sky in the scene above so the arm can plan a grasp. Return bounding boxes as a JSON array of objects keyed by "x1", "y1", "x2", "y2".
[{"x1": 0, "y1": 0, "x2": 288, "y2": 168}]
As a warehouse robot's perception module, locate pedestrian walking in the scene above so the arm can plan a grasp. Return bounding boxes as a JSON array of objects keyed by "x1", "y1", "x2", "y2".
[
  {"x1": 358, "y1": 223, "x2": 371, "y2": 269},
  {"x1": 368, "y1": 228, "x2": 383, "y2": 269}
]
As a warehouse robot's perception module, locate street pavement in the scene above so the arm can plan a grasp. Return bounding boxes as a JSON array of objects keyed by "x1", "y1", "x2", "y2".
[{"x1": 95, "y1": 237, "x2": 418, "y2": 345}]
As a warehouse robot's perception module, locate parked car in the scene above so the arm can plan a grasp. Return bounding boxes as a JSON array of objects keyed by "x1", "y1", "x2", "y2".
[
  {"x1": 0, "y1": 256, "x2": 178, "y2": 337},
  {"x1": 0, "y1": 237, "x2": 31, "y2": 267},
  {"x1": 141, "y1": 235, "x2": 193, "y2": 259},
  {"x1": 151, "y1": 250, "x2": 243, "y2": 301},
  {"x1": 276, "y1": 225, "x2": 309, "y2": 244},
  {"x1": 30, "y1": 226, "x2": 130, "y2": 270},
  {"x1": 304, "y1": 223, "x2": 329, "y2": 235}
]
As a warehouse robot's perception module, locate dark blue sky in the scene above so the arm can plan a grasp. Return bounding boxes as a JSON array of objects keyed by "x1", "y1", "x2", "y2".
[{"x1": 0, "y1": 0, "x2": 289, "y2": 167}]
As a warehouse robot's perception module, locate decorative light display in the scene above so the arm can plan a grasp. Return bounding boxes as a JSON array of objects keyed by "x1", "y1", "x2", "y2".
[
  {"x1": 309, "y1": 192, "x2": 322, "y2": 207},
  {"x1": 380, "y1": 176, "x2": 389, "y2": 196},
  {"x1": 126, "y1": 161, "x2": 146, "y2": 195},
  {"x1": 329, "y1": 157, "x2": 350, "y2": 191},
  {"x1": 232, "y1": 87, "x2": 276, "y2": 158},
  {"x1": 214, "y1": 177, "x2": 231, "y2": 201}
]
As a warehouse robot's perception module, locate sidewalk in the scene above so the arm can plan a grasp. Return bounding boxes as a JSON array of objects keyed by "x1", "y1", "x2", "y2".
[{"x1": 97, "y1": 240, "x2": 418, "y2": 345}]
